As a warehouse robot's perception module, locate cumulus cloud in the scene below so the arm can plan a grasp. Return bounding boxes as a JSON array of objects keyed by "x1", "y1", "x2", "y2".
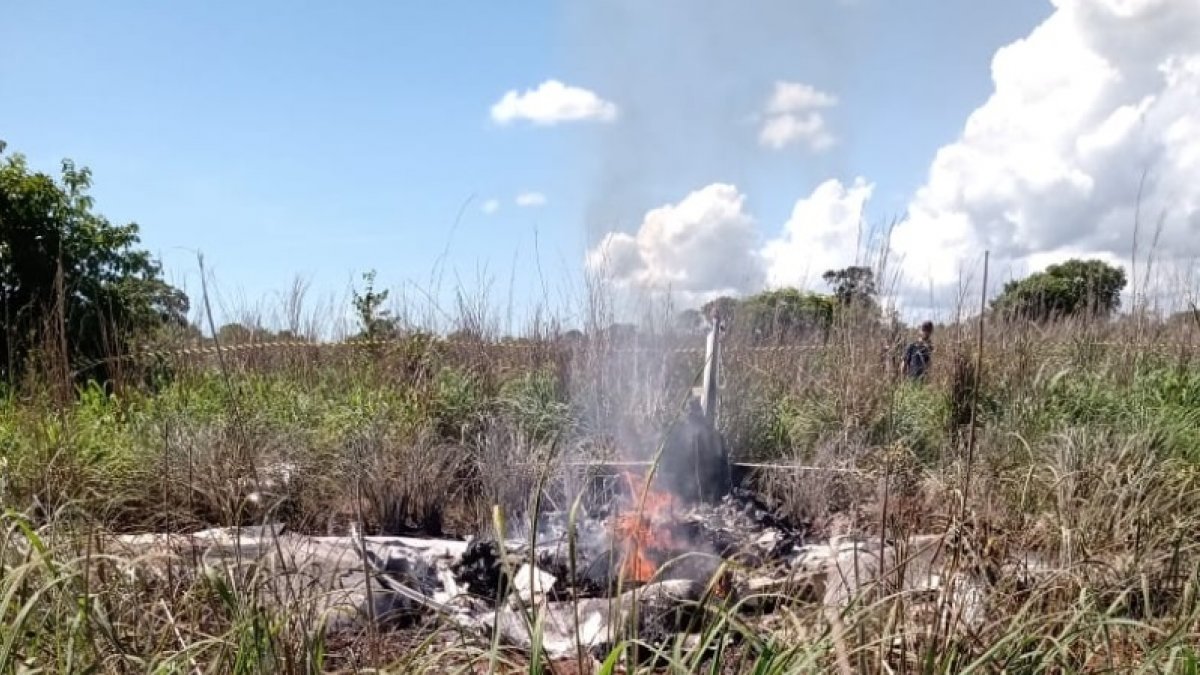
[
  {"x1": 490, "y1": 80, "x2": 619, "y2": 126},
  {"x1": 587, "y1": 178, "x2": 879, "y2": 308},
  {"x1": 481, "y1": 199, "x2": 500, "y2": 215},
  {"x1": 587, "y1": 0, "x2": 1200, "y2": 317},
  {"x1": 758, "y1": 81, "x2": 837, "y2": 151},
  {"x1": 761, "y1": 177, "x2": 876, "y2": 288},
  {"x1": 888, "y1": 0, "x2": 1200, "y2": 311},
  {"x1": 585, "y1": 183, "x2": 766, "y2": 305},
  {"x1": 765, "y1": 81, "x2": 838, "y2": 114},
  {"x1": 587, "y1": 177, "x2": 883, "y2": 310},
  {"x1": 515, "y1": 191, "x2": 547, "y2": 207}
]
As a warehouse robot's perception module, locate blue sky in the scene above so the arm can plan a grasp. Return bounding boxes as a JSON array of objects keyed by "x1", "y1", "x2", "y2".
[{"x1": 2, "y1": 1, "x2": 1063, "y2": 328}]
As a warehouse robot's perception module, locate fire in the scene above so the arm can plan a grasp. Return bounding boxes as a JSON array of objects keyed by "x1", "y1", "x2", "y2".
[
  {"x1": 606, "y1": 470, "x2": 734, "y2": 599},
  {"x1": 610, "y1": 471, "x2": 686, "y2": 583}
]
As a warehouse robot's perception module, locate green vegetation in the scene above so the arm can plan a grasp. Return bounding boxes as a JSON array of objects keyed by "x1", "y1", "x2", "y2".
[
  {"x1": 733, "y1": 287, "x2": 835, "y2": 342},
  {"x1": 5, "y1": 145, "x2": 1200, "y2": 672},
  {"x1": 697, "y1": 266, "x2": 885, "y2": 345},
  {"x1": 351, "y1": 269, "x2": 401, "y2": 341},
  {"x1": 821, "y1": 265, "x2": 877, "y2": 311},
  {"x1": 0, "y1": 142, "x2": 188, "y2": 385},
  {"x1": 702, "y1": 288, "x2": 835, "y2": 343},
  {"x1": 991, "y1": 258, "x2": 1127, "y2": 321},
  {"x1": 3, "y1": 317, "x2": 1200, "y2": 672}
]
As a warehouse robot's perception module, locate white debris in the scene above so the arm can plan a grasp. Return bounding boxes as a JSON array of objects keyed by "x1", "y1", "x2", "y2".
[
  {"x1": 789, "y1": 534, "x2": 989, "y2": 635},
  {"x1": 434, "y1": 567, "x2": 464, "y2": 604},
  {"x1": 508, "y1": 563, "x2": 559, "y2": 609},
  {"x1": 485, "y1": 579, "x2": 703, "y2": 659},
  {"x1": 754, "y1": 529, "x2": 783, "y2": 550},
  {"x1": 309, "y1": 535, "x2": 469, "y2": 561},
  {"x1": 192, "y1": 522, "x2": 284, "y2": 545}
]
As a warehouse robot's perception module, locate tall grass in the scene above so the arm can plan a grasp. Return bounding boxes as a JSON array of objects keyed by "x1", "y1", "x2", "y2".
[{"x1": 3, "y1": 268, "x2": 1200, "y2": 672}]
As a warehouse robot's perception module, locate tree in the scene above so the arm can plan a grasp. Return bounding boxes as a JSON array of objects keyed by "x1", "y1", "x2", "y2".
[
  {"x1": 0, "y1": 143, "x2": 188, "y2": 384},
  {"x1": 991, "y1": 258, "x2": 1127, "y2": 321},
  {"x1": 672, "y1": 308, "x2": 706, "y2": 336},
  {"x1": 350, "y1": 270, "x2": 399, "y2": 340},
  {"x1": 214, "y1": 322, "x2": 292, "y2": 345},
  {"x1": 701, "y1": 288, "x2": 833, "y2": 343},
  {"x1": 702, "y1": 289, "x2": 834, "y2": 342},
  {"x1": 700, "y1": 296, "x2": 740, "y2": 324},
  {"x1": 740, "y1": 288, "x2": 834, "y2": 342},
  {"x1": 822, "y1": 266, "x2": 878, "y2": 309}
]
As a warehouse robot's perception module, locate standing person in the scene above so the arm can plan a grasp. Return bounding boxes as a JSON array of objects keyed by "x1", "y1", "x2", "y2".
[{"x1": 901, "y1": 320, "x2": 934, "y2": 381}]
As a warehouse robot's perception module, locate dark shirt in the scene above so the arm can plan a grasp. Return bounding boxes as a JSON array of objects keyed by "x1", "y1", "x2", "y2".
[{"x1": 903, "y1": 338, "x2": 933, "y2": 379}]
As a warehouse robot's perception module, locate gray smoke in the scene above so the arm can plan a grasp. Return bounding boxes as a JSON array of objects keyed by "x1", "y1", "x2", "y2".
[{"x1": 560, "y1": 0, "x2": 856, "y2": 246}]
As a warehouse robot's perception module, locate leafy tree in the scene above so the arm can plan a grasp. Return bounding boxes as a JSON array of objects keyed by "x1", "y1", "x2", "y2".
[
  {"x1": 216, "y1": 323, "x2": 257, "y2": 344},
  {"x1": 351, "y1": 270, "x2": 399, "y2": 340},
  {"x1": 212, "y1": 322, "x2": 301, "y2": 345},
  {"x1": 991, "y1": 258, "x2": 1127, "y2": 321},
  {"x1": 822, "y1": 266, "x2": 878, "y2": 308},
  {"x1": 700, "y1": 296, "x2": 740, "y2": 323},
  {"x1": 740, "y1": 288, "x2": 834, "y2": 342},
  {"x1": 0, "y1": 142, "x2": 188, "y2": 383},
  {"x1": 702, "y1": 288, "x2": 833, "y2": 343},
  {"x1": 672, "y1": 308, "x2": 706, "y2": 336}
]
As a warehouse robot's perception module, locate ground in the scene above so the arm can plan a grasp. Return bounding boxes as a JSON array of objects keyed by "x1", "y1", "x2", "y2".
[{"x1": 3, "y1": 318, "x2": 1200, "y2": 672}]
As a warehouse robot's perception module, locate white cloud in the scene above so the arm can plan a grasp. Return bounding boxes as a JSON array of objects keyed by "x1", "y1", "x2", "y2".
[
  {"x1": 481, "y1": 199, "x2": 500, "y2": 215},
  {"x1": 758, "y1": 81, "x2": 838, "y2": 151},
  {"x1": 761, "y1": 177, "x2": 876, "y2": 289},
  {"x1": 760, "y1": 113, "x2": 836, "y2": 152},
  {"x1": 587, "y1": 178, "x2": 881, "y2": 312},
  {"x1": 885, "y1": 0, "x2": 1200, "y2": 312},
  {"x1": 587, "y1": 0, "x2": 1200, "y2": 317},
  {"x1": 490, "y1": 80, "x2": 619, "y2": 126},
  {"x1": 585, "y1": 183, "x2": 765, "y2": 306},
  {"x1": 766, "y1": 81, "x2": 838, "y2": 114},
  {"x1": 515, "y1": 191, "x2": 547, "y2": 207}
]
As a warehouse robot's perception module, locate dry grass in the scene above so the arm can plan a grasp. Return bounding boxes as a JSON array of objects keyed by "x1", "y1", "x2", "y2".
[{"x1": 3, "y1": 271, "x2": 1200, "y2": 672}]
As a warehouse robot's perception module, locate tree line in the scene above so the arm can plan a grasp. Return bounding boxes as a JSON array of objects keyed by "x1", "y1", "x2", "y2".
[
  {"x1": 677, "y1": 257, "x2": 1133, "y2": 344},
  {"x1": 0, "y1": 140, "x2": 1145, "y2": 388}
]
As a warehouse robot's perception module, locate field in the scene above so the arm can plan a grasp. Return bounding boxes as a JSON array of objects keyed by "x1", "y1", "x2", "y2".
[{"x1": 4, "y1": 301, "x2": 1200, "y2": 674}]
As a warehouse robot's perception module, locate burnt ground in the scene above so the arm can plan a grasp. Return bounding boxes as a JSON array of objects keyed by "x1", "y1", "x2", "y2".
[{"x1": 445, "y1": 480, "x2": 811, "y2": 602}]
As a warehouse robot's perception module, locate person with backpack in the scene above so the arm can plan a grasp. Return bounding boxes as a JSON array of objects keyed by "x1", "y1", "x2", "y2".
[{"x1": 900, "y1": 320, "x2": 934, "y2": 381}]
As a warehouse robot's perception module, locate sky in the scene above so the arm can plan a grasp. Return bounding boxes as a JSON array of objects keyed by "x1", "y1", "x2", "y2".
[{"x1": 4, "y1": 0, "x2": 1198, "y2": 331}]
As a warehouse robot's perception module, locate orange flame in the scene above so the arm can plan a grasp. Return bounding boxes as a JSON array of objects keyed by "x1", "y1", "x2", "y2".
[
  {"x1": 607, "y1": 471, "x2": 734, "y2": 599},
  {"x1": 611, "y1": 471, "x2": 685, "y2": 583}
]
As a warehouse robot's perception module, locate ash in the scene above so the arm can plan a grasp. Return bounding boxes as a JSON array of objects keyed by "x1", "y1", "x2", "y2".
[
  {"x1": 680, "y1": 486, "x2": 811, "y2": 565},
  {"x1": 445, "y1": 483, "x2": 810, "y2": 603}
]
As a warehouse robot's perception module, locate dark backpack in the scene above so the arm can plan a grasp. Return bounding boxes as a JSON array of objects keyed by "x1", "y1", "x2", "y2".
[{"x1": 904, "y1": 340, "x2": 932, "y2": 378}]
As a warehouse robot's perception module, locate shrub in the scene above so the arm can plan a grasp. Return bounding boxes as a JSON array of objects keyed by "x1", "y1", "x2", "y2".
[
  {"x1": 496, "y1": 368, "x2": 570, "y2": 442},
  {"x1": 0, "y1": 144, "x2": 189, "y2": 385},
  {"x1": 429, "y1": 366, "x2": 487, "y2": 440}
]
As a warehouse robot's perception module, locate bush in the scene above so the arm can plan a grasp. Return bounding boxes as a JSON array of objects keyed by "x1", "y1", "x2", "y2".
[
  {"x1": 0, "y1": 144, "x2": 189, "y2": 385},
  {"x1": 496, "y1": 368, "x2": 570, "y2": 442},
  {"x1": 881, "y1": 381, "x2": 949, "y2": 462},
  {"x1": 429, "y1": 366, "x2": 487, "y2": 440}
]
